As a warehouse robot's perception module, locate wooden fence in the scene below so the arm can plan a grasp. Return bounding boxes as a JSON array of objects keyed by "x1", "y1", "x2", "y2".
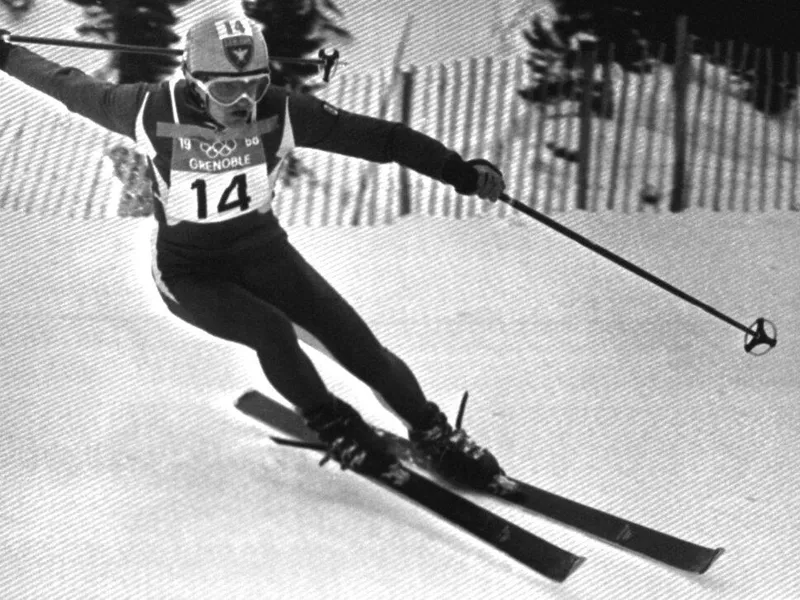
[
  {"x1": 2, "y1": 25, "x2": 800, "y2": 222},
  {"x1": 291, "y1": 19, "x2": 800, "y2": 222},
  {"x1": 0, "y1": 106, "x2": 120, "y2": 220}
]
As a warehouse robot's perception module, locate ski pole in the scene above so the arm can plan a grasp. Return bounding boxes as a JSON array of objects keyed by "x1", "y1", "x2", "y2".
[
  {"x1": 6, "y1": 34, "x2": 345, "y2": 81},
  {"x1": 497, "y1": 193, "x2": 777, "y2": 355}
]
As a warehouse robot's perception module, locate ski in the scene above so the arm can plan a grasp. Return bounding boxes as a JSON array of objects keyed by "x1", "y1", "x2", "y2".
[
  {"x1": 235, "y1": 391, "x2": 585, "y2": 583},
  {"x1": 237, "y1": 391, "x2": 723, "y2": 574},
  {"x1": 494, "y1": 478, "x2": 723, "y2": 574},
  {"x1": 386, "y1": 433, "x2": 723, "y2": 573},
  {"x1": 394, "y1": 436, "x2": 723, "y2": 573}
]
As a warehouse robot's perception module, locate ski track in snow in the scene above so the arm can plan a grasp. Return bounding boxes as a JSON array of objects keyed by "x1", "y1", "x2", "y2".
[{"x1": 1, "y1": 208, "x2": 798, "y2": 599}]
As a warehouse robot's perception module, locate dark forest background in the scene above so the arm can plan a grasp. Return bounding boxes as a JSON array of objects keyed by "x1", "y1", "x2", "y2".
[
  {"x1": 5, "y1": 0, "x2": 799, "y2": 113},
  {"x1": 518, "y1": 0, "x2": 800, "y2": 116}
]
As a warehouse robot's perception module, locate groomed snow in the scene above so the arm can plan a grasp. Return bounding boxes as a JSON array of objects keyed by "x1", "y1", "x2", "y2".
[{"x1": 1, "y1": 208, "x2": 798, "y2": 599}]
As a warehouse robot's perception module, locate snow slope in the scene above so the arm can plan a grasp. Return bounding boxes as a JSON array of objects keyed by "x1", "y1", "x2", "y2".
[{"x1": 0, "y1": 208, "x2": 798, "y2": 599}]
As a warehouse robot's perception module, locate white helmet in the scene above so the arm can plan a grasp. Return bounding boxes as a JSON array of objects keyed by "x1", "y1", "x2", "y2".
[{"x1": 183, "y1": 14, "x2": 271, "y2": 110}]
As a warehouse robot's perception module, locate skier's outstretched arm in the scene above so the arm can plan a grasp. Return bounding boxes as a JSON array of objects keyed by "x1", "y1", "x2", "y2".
[
  {"x1": 0, "y1": 32, "x2": 148, "y2": 140},
  {"x1": 287, "y1": 91, "x2": 506, "y2": 201}
]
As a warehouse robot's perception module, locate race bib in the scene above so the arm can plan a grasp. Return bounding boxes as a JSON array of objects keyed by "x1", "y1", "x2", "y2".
[{"x1": 167, "y1": 130, "x2": 272, "y2": 224}]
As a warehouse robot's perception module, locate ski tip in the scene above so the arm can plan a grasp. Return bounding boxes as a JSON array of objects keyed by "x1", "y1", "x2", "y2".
[
  {"x1": 269, "y1": 436, "x2": 326, "y2": 451},
  {"x1": 570, "y1": 555, "x2": 588, "y2": 577},
  {"x1": 236, "y1": 389, "x2": 261, "y2": 404},
  {"x1": 697, "y1": 547, "x2": 725, "y2": 574},
  {"x1": 553, "y1": 555, "x2": 587, "y2": 583}
]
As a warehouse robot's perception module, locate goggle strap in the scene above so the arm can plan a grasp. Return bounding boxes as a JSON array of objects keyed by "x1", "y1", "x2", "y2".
[{"x1": 190, "y1": 68, "x2": 271, "y2": 80}]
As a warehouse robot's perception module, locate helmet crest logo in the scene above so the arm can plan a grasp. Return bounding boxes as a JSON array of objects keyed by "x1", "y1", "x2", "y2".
[{"x1": 214, "y1": 18, "x2": 254, "y2": 71}]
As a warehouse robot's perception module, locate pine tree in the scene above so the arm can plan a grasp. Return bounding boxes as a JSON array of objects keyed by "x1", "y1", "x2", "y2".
[
  {"x1": 521, "y1": 0, "x2": 799, "y2": 115},
  {"x1": 242, "y1": 0, "x2": 351, "y2": 92},
  {"x1": 67, "y1": 0, "x2": 191, "y2": 84},
  {"x1": 1, "y1": 0, "x2": 34, "y2": 18},
  {"x1": 517, "y1": 12, "x2": 626, "y2": 119}
]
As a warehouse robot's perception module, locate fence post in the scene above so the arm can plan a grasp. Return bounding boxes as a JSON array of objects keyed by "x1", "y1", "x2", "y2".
[
  {"x1": 592, "y1": 43, "x2": 614, "y2": 211},
  {"x1": 670, "y1": 14, "x2": 689, "y2": 212},
  {"x1": 776, "y1": 51, "x2": 790, "y2": 211},
  {"x1": 429, "y1": 63, "x2": 448, "y2": 216},
  {"x1": 352, "y1": 14, "x2": 412, "y2": 226},
  {"x1": 731, "y1": 44, "x2": 749, "y2": 211},
  {"x1": 745, "y1": 46, "x2": 762, "y2": 213},
  {"x1": 608, "y1": 51, "x2": 629, "y2": 211},
  {"x1": 1, "y1": 124, "x2": 24, "y2": 210},
  {"x1": 475, "y1": 56, "x2": 492, "y2": 214},
  {"x1": 793, "y1": 51, "x2": 800, "y2": 211},
  {"x1": 398, "y1": 67, "x2": 416, "y2": 216},
  {"x1": 760, "y1": 47, "x2": 773, "y2": 212},
  {"x1": 577, "y1": 39, "x2": 597, "y2": 210},
  {"x1": 640, "y1": 42, "x2": 666, "y2": 212}
]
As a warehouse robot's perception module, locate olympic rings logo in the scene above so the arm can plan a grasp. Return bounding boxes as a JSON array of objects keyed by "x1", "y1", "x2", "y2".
[{"x1": 200, "y1": 140, "x2": 238, "y2": 159}]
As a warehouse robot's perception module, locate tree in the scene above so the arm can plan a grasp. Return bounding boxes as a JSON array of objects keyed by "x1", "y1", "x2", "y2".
[
  {"x1": 517, "y1": 14, "x2": 625, "y2": 119},
  {"x1": 66, "y1": 0, "x2": 191, "y2": 84},
  {"x1": 1, "y1": 0, "x2": 34, "y2": 18},
  {"x1": 519, "y1": 0, "x2": 800, "y2": 116},
  {"x1": 242, "y1": 0, "x2": 351, "y2": 92}
]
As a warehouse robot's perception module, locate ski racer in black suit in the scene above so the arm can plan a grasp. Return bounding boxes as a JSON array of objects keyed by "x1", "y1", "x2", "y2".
[{"x1": 0, "y1": 14, "x2": 510, "y2": 489}]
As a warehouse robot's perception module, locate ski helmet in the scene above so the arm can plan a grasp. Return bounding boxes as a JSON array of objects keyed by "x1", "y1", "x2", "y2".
[{"x1": 184, "y1": 14, "x2": 270, "y2": 78}]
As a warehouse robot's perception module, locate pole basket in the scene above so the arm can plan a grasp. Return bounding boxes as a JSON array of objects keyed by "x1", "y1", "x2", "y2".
[{"x1": 744, "y1": 318, "x2": 777, "y2": 356}]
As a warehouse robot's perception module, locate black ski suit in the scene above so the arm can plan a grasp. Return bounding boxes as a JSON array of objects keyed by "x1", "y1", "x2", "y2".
[{"x1": 0, "y1": 44, "x2": 480, "y2": 426}]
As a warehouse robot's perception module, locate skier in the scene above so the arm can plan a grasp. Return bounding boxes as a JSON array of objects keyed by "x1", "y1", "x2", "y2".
[{"x1": 0, "y1": 15, "x2": 509, "y2": 489}]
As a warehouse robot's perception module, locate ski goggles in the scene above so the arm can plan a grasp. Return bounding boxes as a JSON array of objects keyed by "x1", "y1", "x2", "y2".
[{"x1": 190, "y1": 72, "x2": 271, "y2": 107}]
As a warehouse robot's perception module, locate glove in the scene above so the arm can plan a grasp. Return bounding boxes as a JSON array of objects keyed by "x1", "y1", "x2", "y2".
[
  {"x1": 467, "y1": 158, "x2": 506, "y2": 202},
  {"x1": 0, "y1": 29, "x2": 11, "y2": 71},
  {"x1": 442, "y1": 155, "x2": 506, "y2": 202}
]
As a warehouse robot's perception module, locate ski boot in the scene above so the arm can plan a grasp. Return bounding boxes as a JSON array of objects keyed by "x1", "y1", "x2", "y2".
[
  {"x1": 409, "y1": 400, "x2": 516, "y2": 494},
  {"x1": 304, "y1": 396, "x2": 399, "y2": 475}
]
